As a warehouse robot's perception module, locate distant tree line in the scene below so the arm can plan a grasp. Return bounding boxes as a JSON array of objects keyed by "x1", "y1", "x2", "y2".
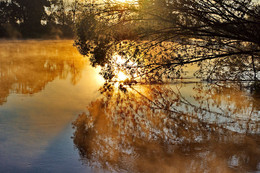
[{"x1": 0, "y1": 0, "x2": 84, "y2": 38}]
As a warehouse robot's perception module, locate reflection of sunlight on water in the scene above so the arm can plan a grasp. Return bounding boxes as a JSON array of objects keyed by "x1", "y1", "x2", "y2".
[
  {"x1": 0, "y1": 40, "x2": 104, "y2": 172},
  {"x1": 94, "y1": 65, "x2": 105, "y2": 85}
]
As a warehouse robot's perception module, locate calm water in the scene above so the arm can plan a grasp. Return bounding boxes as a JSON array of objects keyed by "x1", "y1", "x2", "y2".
[
  {"x1": 0, "y1": 40, "x2": 104, "y2": 172},
  {"x1": 0, "y1": 40, "x2": 259, "y2": 172}
]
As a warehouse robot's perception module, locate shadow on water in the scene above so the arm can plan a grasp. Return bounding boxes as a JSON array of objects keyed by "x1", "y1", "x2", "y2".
[
  {"x1": 72, "y1": 83, "x2": 260, "y2": 173},
  {"x1": 0, "y1": 40, "x2": 86, "y2": 105}
]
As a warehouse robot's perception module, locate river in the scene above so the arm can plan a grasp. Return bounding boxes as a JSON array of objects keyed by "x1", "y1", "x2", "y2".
[{"x1": 0, "y1": 40, "x2": 259, "y2": 172}]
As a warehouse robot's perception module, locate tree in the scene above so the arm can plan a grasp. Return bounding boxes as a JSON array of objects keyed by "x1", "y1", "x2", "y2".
[
  {"x1": 44, "y1": 0, "x2": 83, "y2": 38},
  {"x1": 74, "y1": 0, "x2": 260, "y2": 87},
  {"x1": 14, "y1": 0, "x2": 50, "y2": 36},
  {"x1": 0, "y1": 0, "x2": 51, "y2": 37},
  {"x1": 0, "y1": 1, "x2": 23, "y2": 37}
]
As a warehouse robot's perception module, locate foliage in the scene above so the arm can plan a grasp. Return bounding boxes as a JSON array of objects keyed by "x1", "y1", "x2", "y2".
[
  {"x1": 72, "y1": 2, "x2": 260, "y2": 171},
  {"x1": 0, "y1": 0, "x2": 83, "y2": 38},
  {"x1": 74, "y1": 0, "x2": 260, "y2": 87}
]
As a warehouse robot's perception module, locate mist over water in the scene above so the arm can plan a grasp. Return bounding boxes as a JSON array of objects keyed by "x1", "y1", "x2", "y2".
[
  {"x1": 0, "y1": 40, "x2": 259, "y2": 172},
  {"x1": 0, "y1": 40, "x2": 103, "y2": 172}
]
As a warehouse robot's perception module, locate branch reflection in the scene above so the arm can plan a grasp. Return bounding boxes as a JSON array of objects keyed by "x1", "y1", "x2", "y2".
[{"x1": 72, "y1": 83, "x2": 260, "y2": 172}]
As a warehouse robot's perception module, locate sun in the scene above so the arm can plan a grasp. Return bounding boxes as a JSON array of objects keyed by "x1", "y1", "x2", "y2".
[
  {"x1": 114, "y1": 54, "x2": 125, "y2": 65},
  {"x1": 117, "y1": 71, "x2": 129, "y2": 81},
  {"x1": 111, "y1": 53, "x2": 138, "y2": 83}
]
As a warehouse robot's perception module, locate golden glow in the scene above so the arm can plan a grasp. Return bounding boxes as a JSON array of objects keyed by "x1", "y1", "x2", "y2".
[
  {"x1": 114, "y1": 0, "x2": 133, "y2": 3},
  {"x1": 112, "y1": 53, "x2": 138, "y2": 84},
  {"x1": 117, "y1": 71, "x2": 128, "y2": 81},
  {"x1": 112, "y1": 54, "x2": 129, "y2": 82},
  {"x1": 116, "y1": 0, "x2": 126, "y2": 3},
  {"x1": 0, "y1": 40, "x2": 105, "y2": 167},
  {"x1": 114, "y1": 54, "x2": 125, "y2": 65}
]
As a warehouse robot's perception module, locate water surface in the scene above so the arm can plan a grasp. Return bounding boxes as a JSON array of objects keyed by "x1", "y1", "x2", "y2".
[
  {"x1": 0, "y1": 40, "x2": 259, "y2": 172},
  {"x1": 0, "y1": 40, "x2": 103, "y2": 172}
]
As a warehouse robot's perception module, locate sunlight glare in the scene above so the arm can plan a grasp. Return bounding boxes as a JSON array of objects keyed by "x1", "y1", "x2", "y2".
[
  {"x1": 112, "y1": 53, "x2": 138, "y2": 83},
  {"x1": 117, "y1": 71, "x2": 128, "y2": 81},
  {"x1": 114, "y1": 0, "x2": 135, "y2": 3},
  {"x1": 114, "y1": 54, "x2": 125, "y2": 65}
]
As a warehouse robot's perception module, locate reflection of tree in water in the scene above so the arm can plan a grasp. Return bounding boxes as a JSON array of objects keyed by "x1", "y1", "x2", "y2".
[
  {"x1": 0, "y1": 41, "x2": 86, "y2": 105},
  {"x1": 72, "y1": 84, "x2": 260, "y2": 172}
]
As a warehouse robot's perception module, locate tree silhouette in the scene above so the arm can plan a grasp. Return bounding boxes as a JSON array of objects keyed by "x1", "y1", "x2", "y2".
[
  {"x1": 15, "y1": 0, "x2": 50, "y2": 36},
  {"x1": 72, "y1": 2, "x2": 260, "y2": 171},
  {"x1": 0, "y1": 1, "x2": 23, "y2": 37},
  {"x1": 75, "y1": 0, "x2": 260, "y2": 86},
  {"x1": 0, "y1": 0, "x2": 80, "y2": 38}
]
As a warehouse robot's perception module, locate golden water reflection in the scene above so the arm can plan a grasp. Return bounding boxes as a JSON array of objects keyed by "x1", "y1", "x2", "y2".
[
  {"x1": 0, "y1": 40, "x2": 92, "y2": 105},
  {"x1": 73, "y1": 83, "x2": 260, "y2": 172},
  {"x1": 0, "y1": 40, "x2": 104, "y2": 171},
  {"x1": 0, "y1": 40, "x2": 259, "y2": 172}
]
